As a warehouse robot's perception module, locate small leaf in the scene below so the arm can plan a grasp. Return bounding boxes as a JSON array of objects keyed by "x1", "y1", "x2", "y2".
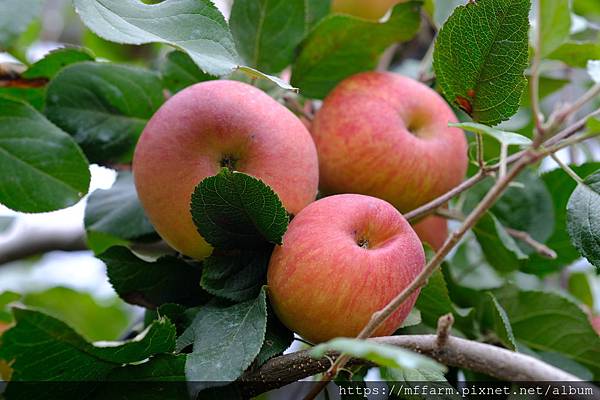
[
  {"x1": 23, "y1": 47, "x2": 95, "y2": 79},
  {"x1": 0, "y1": 0, "x2": 43, "y2": 48},
  {"x1": 473, "y1": 212, "x2": 528, "y2": 273},
  {"x1": 180, "y1": 288, "x2": 268, "y2": 393},
  {"x1": 190, "y1": 169, "x2": 289, "y2": 250},
  {"x1": 201, "y1": 249, "x2": 271, "y2": 302},
  {"x1": 230, "y1": 0, "x2": 308, "y2": 74},
  {"x1": 381, "y1": 366, "x2": 460, "y2": 399},
  {"x1": 567, "y1": 170, "x2": 600, "y2": 271},
  {"x1": 538, "y1": 0, "x2": 572, "y2": 57},
  {"x1": 548, "y1": 41, "x2": 600, "y2": 68},
  {"x1": 450, "y1": 122, "x2": 532, "y2": 147},
  {"x1": 45, "y1": 62, "x2": 164, "y2": 164},
  {"x1": 433, "y1": 0, "x2": 530, "y2": 125},
  {"x1": 99, "y1": 246, "x2": 206, "y2": 309},
  {"x1": 161, "y1": 51, "x2": 214, "y2": 94},
  {"x1": 0, "y1": 96, "x2": 90, "y2": 213},
  {"x1": 568, "y1": 272, "x2": 594, "y2": 308},
  {"x1": 311, "y1": 338, "x2": 445, "y2": 373},
  {"x1": 291, "y1": 1, "x2": 422, "y2": 99},
  {"x1": 480, "y1": 292, "x2": 517, "y2": 350},
  {"x1": 85, "y1": 171, "x2": 155, "y2": 242},
  {"x1": 587, "y1": 60, "x2": 600, "y2": 83}
]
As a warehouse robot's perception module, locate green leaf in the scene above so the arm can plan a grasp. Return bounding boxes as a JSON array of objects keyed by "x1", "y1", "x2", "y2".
[
  {"x1": 73, "y1": 0, "x2": 293, "y2": 90},
  {"x1": 381, "y1": 366, "x2": 460, "y2": 399},
  {"x1": 291, "y1": 1, "x2": 422, "y2": 99},
  {"x1": 567, "y1": 170, "x2": 600, "y2": 271},
  {"x1": 0, "y1": 96, "x2": 90, "y2": 213},
  {"x1": 180, "y1": 288, "x2": 268, "y2": 393},
  {"x1": 450, "y1": 122, "x2": 532, "y2": 147},
  {"x1": 524, "y1": 163, "x2": 600, "y2": 274},
  {"x1": 495, "y1": 286, "x2": 600, "y2": 379},
  {"x1": 201, "y1": 249, "x2": 271, "y2": 302},
  {"x1": 479, "y1": 292, "x2": 517, "y2": 350},
  {"x1": 255, "y1": 310, "x2": 294, "y2": 365},
  {"x1": 99, "y1": 246, "x2": 206, "y2": 309},
  {"x1": 311, "y1": 338, "x2": 445, "y2": 373},
  {"x1": 568, "y1": 272, "x2": 594, "y2": 308},
  {"x1": 23, "y1": 287, "x2": 130, "y2": 341},
  {"x1": 548, "y1": 41, "x2": 600, "y2": 68},
  {"x1": 473, "y1": 212, "x2": 528, "y2": 273},
  {"x1": 538, "y1": 0, "x2": 572, "y2": 57},
  {"x1": 416, "y1": 269, "x2": 454, "y2": 328},
  {"x1": 433, "y1": 0, "x2": 530, "y2": 125},
  {"x1": 0, "y1": 309, "x2": 176, "y2": 383},
  {"x1": 190, "y1": 169, "x2": 289, "y2": 249},
  {"x1": 160, "y1": 50, "x2": 213, "y2": 94},
  {"x1": 45, "y1": 62, "x2": 164, "y2": 164},
  {"x1": 0, "y1": 47, "x2": 94, "y2": 110},
  {"x1": 0, "y1": 0, "x2": 43, "y2": 49},
  {"x1": 23, "y1": 47, "x2": 95, "y2": 79},
  {"x1": 85, "y1": 171, "x2": 155, "y2": 242},
  {"x1": 0, "y1": 291, "x2": 20, "y2": 323},
  {"x1": 230, "y1": 0, "x2": 307, "y2": 74}
]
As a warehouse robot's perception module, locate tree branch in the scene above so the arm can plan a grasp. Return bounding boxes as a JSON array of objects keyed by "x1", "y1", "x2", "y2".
[
  {"x1": 240, "y1": 334, "x2": 581, "y2": 397},
  {"x1": 0, "y1": 228, "x2": 87, "y2": 265}
]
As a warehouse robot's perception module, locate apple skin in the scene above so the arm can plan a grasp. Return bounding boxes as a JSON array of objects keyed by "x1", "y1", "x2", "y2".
[
  {"x1": 412, "y1": 216, "x2": 448, "y2": 251},
  {"x1": 592, "y1": 316, "x2": 600, "y2": 336},
  {"x1": 267, "y1": 194, "x2": 425, "y2": 343},
  {"x1": 332, "y1": 0, "x2": 407, "y2": 20},
  {"x1": 312, "y1": 72, "x2": 468, "y2": 213},
  {"x1": 133, "y1": 80, "x2": 319, "y2": 260}
]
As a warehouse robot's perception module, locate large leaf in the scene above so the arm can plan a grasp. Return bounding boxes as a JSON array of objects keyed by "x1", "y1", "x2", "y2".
[
  {"x1": 0, "y1": 96, "x2": 90, "y2": 213},
  {"x1": 230, "y1": 0, "x2": 307, "y2": 74},
  {"x1": 538, "y1": 0, "x2": 572, "y2": 57},
  {"x1": 433, "y1": 0, "x2": 530, "y2": 125},
  {"x1": 180, "y1": 289, "x2": 268, "y2": 394},
  {"x1": 99, "y1": 246, "x2": 206, "y2": 309},
  {"x1": 567, "y1": 170, "x2": 600, "y2": 271},
  {"x1": 495, "y1": 286, "x2": 600, "y2": 379},
  {"x1": 85, "y1": 171, "x2": 155, "y2": 242},
  {"x1": 0, "y1": 309, "x2": 176, "y2": 382},
  {"x1": 548, "y1": 41, "x2": 600, "y2": 68},
  {"x1": 291, "y1": 1, "x2": 422, "y2": 99},
  {"x1": 190, "y1": 169, "x2": 289, "y2": 249},
  {"x1": 524, "y1": 164, "x2": 600, "y2": 274},
  {"x1": 311, "y1": 338, "x2": 444, "y2": 373},
  {"x1": 201, "y1": 249, "x2": 271, "y2": 302},
  {"x1": 0, "y1": 0, "x2": 43, "y2": 49},
  {"x1": 45, "y1": 62, "x2": 164, "y2": 164},
  {"x1": 73, "y1": 0, "x2": 294, "y2": 90}
]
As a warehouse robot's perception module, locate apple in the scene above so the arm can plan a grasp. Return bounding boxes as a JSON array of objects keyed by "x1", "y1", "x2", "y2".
[
  {"x1": 133, "y1": 80, "x2": 319, "y2": 260},
  {"x1": 412, "y1": 216, "x2": 448, "y2": 251},
  {"x1": 267, "y1": 194, "x2": 425, "y2": 343},
  {"x1": 311, "y1": 71, "x2": 468, "y2": 214},
  {"x1": 591, "y1": 315, "x2": 600, "y2": 336},
  {"x1": 332, "y1": 0, "x2": 407, "y2": 20}
]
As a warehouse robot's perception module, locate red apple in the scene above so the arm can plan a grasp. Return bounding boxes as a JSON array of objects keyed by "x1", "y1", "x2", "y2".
[
  {"x1": 332, "y1": 0, "x2": 407, "y2": 20},
  {"x1": 133, "y1": 80, "x2": 319, "y2": 260},
  {"x1": 591, "y1": 315, "x2": 600, "y2": 336},
  {"x1": 312, "y1": 72, "x2": 468, "y2": 213},
  {"x1": 267, "y1": 194, "x2": 425, "y2": 343},
  {"x1": 412, "y1": 216, "x2": 448, "y2": 251}
]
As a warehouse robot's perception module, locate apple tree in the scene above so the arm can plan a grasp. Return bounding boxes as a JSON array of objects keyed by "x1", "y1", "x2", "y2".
[{"x1": 0, "y1": 0, "x2": 600, "y2": 398}]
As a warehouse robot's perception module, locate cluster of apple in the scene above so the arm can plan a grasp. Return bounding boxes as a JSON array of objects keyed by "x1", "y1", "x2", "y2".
[{"x1": 133, "y1": 70, "x2": 468, "y2": 343}]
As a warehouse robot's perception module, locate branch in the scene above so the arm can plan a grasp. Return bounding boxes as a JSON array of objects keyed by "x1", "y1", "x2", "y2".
[
  {"x1": 505, "y1": 228, "x2": 557, "y2": 259},
  {"x1": 240, "y1": 334, "x2": 581, "y2": 397},
  {"x1": 0, "y1": 228, "x2": 87, "y2": 265}
]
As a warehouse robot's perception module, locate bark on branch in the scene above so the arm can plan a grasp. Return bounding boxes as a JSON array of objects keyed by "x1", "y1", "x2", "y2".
[{"x1": 239, "y1": 335, "x2": 581, "y2": 397}]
